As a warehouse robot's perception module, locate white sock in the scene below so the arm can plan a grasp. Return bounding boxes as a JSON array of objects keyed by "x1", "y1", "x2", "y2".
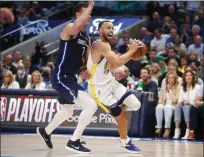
[
  {"x1": 45, "y1": 104, "x2": 74, "y2": 135},
  {"x1": 120, "y1": 137, "x2": 130, "y2": 146}
]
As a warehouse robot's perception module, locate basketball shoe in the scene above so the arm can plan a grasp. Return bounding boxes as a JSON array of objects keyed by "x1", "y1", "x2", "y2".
[
  {"x1": 36, "y1": 127, "x2": 53, "y2": 149},
  {"x1": 66, "y1": 139, "x2": 91, "y2": 154},
  {"x1": 119, "y1": 139, "x2": 142, "y2": 154}
]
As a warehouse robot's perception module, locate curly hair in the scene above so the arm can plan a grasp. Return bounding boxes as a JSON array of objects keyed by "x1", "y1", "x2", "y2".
[
  {"x1": 165, "y1": 71, "x2": 179, "y2": 90},
  {"x1": 182, "y1": 69, "x2": 197, "y2": 92}
]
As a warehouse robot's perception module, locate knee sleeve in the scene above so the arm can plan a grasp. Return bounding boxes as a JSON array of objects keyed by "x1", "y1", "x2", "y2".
[
  {"x1": 123, "y1": 94, "x2": 141, "y2": 111},
  {"x1": 110, "y1": 106, "x2": 122, "y2": 117}
]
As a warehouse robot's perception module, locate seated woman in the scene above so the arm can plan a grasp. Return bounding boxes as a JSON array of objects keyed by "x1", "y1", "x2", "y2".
[
  {"x1": 155, "y1": 72, "x2": 180, "y2": 138},
  {"x1": 1, "y1": 70, "x2": 20, "y2": 89},
  {"x1": 25, "y1": 71, "x2": 46, "y2": 90},
  {"x1": 173, "y1": 69, "x2": 201, "y2": 139},
  {"x1": 151, "y1": 63, "x2": 161, "y2": 81}
]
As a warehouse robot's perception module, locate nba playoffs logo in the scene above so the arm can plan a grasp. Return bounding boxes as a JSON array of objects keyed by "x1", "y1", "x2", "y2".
[{"x1": 0, "y1": 97, "x2": 7, "y2": 122}]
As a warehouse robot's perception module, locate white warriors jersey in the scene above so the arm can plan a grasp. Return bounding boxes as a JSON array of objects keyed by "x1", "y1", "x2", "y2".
[{"x1": 87, "y1": 40, "x2": 113, "y2": 85}]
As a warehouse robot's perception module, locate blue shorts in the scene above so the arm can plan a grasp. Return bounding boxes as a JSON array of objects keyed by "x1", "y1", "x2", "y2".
[{"x1": 52, "y1": 74, "x2": 84, "y2": 104}]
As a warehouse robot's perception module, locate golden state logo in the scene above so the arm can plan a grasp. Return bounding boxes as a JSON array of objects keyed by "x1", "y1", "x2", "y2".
[{"x1": 104, "y1": 61, "x2": 110, "y2": 75}]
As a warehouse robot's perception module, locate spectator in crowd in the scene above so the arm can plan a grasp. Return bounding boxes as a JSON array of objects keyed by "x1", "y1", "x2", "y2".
[
  {"x1": 186, "y1": 1, "x2": 201, "y2": 17},
  {"x1": 167, "y1": 5, "x2": 178, "y2": 22},
  {"x1": 136, "y1": 67, "x2": 158, "y2": 101},
  {"x1": 12, "y1": 50, "x2": 22, "y2": 68},
  {"x1": 3, "y1": 54, "x2": 17, "y2": 75},
  {"x1": 117, "y1": 34, "x2": 130, "y2": 54},
  {"x1": 197, "y1": 56, "x2": 204, "y2": 80},
  {"x1": 189, "y1": 83, "x2": 204, "y2": 139},
  {"x1": 194, "y1": 9, "x2": 204, "y2": 31},
  {"x1": 187, "y1": 35, "x2": 204, "y2": 57},
  {"x1": 183, "y1": 25, "x2": 201, "y2": 47},
  {"x1": 14, "y1": 63, "x2": 31, "y2": 88},
  {"x1": 188, "y1": 51, "x2": 198, "y2": 63},
  {"x1": 178, "y1": 56, "x2": 188, "y2": 76},
  {"x1": 25, "y1": 71, "x2": 46, "y2": 89},
  {"x1": 113, "y1": 67, "x2": 128, "y2": 87},
  {"x1": 148, "y1": 12, "x2": 163, "y2": 32},
  {"x1": 148, "y1": 49, "x2": 157, "y2": 64},
  {"x1": 46, "y1": 61, "x2": 55, "y2": 73},
  {"x1": 146, "y1": 1, "x2": 161, "y2": 19},
  {"x1": 174, "y1": 69, "x2": 201, "y2": 139},
  {"x1": 117, "y1": 30, "x2": 133, "y2": 48},
  {"x1": 151, "y1": 63, "x2": 161, "y2": 81},
  {"x1": 126, "y1": 60, "x2": 142, "y2": 81},
  {"x1": 1, "y1": 70, "x2": 20, "y2": 89},
  {"x1": 0, "y1": 61, "x2": 7, "y2": 87},
  {"x1": 162, "y1": 16, "x2": 171, "y2": 34},
  {"x1": 155, "y1": 72, "x2": 180, "y2": 138},
  {"x1": 166, "y1": 27, "x2": 177, "y2": 45},
  {"x1": 23, "y1": 56, "x2": 36, "y2": 75},
  {"x1": 144, "y1": 65, "x2": 158, "y2": 85},
  {"x1": 166, "y1": 48, "x2": 180, "y2": 64},
  {"x1": 42, "y1": 66, "x2": 52, "y2": 89},
  {"x1": 160, "y1": 64, "x2": 182, "y2": 89},
  {"x1": 173, "y1": 34, "x2": 187, "y2": 54},
  {"x1": 138, "y1": 27, "x2": 153, "y2": 47},
  {"x1": 168, "y1": 58, "x2": 179, "y2": 67},
  {"x1": 150, "y1": 28, "x2": 169, "y2": 55},
  {"x1": 123, "y1": 66, "x2": 135, "y2": 84},
  {"x1": 155, "y1": 56, "x2": 167, "y2": 75}
]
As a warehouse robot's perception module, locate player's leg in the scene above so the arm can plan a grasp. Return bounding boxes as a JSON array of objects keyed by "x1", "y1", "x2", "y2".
[
  {"x1": 112, "y1": 80, "x2": 141, "y2": 153},
  {"x1": 37, "y1": 92, "x2": 75, "y2": 149},
  {"x1": 66, "y1": 90, "x2": 98, "y2": 154}
]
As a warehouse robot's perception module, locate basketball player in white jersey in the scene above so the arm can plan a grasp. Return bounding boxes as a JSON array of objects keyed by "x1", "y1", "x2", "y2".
[{"x1": 87, "y1": 21, "x2": 144, "y2": 153}]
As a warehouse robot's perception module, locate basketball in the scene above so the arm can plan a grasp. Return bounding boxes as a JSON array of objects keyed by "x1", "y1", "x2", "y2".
[{"x1": 131, "y1": 42, "x2": 146, "y2": 60}]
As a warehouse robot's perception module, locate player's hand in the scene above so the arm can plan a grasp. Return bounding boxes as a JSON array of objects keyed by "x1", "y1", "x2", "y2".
[
  {"x1": 88, "y1": 0, "x2": 94, "y2": 8},
  {"x1": 128, "y1": 39, "x2": 144, "y2": 52},
  {"x1": 80, "y1": 70, "x2": 91, "y2": 80}
]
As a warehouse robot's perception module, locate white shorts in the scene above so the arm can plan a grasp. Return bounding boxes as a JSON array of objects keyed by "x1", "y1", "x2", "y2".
[{"x1": 88, "y1": 78, "x2": 141, "y2": 111}]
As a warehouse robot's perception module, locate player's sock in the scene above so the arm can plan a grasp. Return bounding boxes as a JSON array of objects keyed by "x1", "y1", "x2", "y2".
[{"x1": 45, "y1": 104, "x2": 74, "y2": 135}]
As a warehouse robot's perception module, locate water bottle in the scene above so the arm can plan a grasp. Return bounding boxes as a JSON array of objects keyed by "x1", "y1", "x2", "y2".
[{"x1": 137, "y1": 80, "x2": 143, "y2": 92}]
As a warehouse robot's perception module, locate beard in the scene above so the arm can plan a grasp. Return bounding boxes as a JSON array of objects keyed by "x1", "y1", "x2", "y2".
[{"x1": 102, "y1": 32, "x2": 110, "y2": 43}]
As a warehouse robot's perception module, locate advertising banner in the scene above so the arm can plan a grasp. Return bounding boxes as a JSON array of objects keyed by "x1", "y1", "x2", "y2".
[
  {"x1": 0, "y1": 95, "x2": 132, "y2": 130},
  {"x1": 72, "y1": 17, "x2": 141, "y2": 36}
]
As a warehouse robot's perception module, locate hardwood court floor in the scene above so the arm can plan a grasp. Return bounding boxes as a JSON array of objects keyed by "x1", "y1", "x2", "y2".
[{"x1": 1, "y1": 134, "x2": 203, "y2": 157}]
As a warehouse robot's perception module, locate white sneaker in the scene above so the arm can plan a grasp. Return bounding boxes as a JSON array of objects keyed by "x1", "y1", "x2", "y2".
[
  {"x1": 181, "y1": 129, "x2": 190, "y2": 139},
  {"x1": 173, "y1": 128, "x2": 181, "y2": 139}
]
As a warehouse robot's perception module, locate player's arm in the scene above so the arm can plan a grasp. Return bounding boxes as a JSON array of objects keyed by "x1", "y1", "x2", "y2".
[
  {"x1": 95, "y1": 41, "x2": 143, "y2": 69},
  {"x1": 62, "y1": 0, "x2": 94, "y2": 38}
]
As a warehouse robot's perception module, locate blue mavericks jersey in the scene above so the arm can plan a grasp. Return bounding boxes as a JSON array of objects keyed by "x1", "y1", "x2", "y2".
[{"x1": 54, "y1": 31, "x2": 89, "y2": 78}]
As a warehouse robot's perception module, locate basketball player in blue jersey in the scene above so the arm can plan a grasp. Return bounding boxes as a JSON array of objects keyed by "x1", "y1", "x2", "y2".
[{"x1": 36, "y1": 1, "x2": 97, "y2": 154}]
